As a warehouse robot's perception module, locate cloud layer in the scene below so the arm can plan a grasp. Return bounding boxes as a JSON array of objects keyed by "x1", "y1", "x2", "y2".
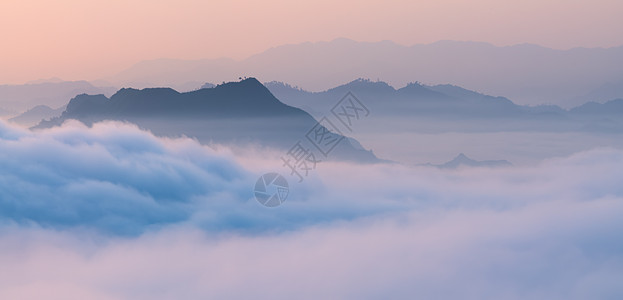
[
  {"x1": 0, "y1": 120, "x2": 622, "y2": 299},
  {"x1": 0, "y1": 120, "x2": 249, "y2": 234}
]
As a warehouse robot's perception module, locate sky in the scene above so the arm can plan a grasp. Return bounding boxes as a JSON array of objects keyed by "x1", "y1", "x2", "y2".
[{"x1": 1, "y1": 0, "x2": 623, "y2": 84}]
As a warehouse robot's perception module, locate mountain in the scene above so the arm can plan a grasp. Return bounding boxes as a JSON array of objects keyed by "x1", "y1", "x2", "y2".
[
  {"x1": 567, "y1": 99, "x2": 623, "y2": 132},
  {"x1": 267, "y1": 78, "x2": 537, "y2": 119},
  {"x1": 9, "y1": 105, "x2": 65, "y2": 127},
  {"x1": 0, "y1": 81, "x2": 117, "y2": 113},
  {"x1": 425, "y1": 153, "x2": 512, "y2": 169},
  {"x1": 569, "y1": 98, "x2": 623, "y2": 115},
  {"x1": 266, "y1": 78, "x2": 623, "y2": 133},
  {"x1": 26, "y1": 77, "x2": 65, "y2": 84},
  {"x1": 36, "y1": 78, "x2": 380, "y2": 163},
  {"x1": 106, "y1": 38, "x2": 623, "y2": 107}
]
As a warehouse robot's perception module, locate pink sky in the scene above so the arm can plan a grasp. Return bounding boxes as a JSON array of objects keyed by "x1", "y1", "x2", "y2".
[{"x1": 1, "y1": 0, "x2": 622, "y2": 84}]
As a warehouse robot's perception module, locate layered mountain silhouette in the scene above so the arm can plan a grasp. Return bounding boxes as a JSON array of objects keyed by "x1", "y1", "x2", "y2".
[
  {"x1": 568, "y1": 98, "x2": 623, "y2": 132},
  {"x1": 36, "y1": 78, "x2": 379, "y2": 163},
  {"x1": 107, "y1": 38, "x2": 623, "y2": 107},
  {"x1": 265, "y1": 78, "x2": 623, "y2": 133},
  {"x1": 570, "y1": 98, "x2": 623, "y2": 115},
  {"x1": 9, "y1": 105, "x2": 65, "y2": 127},
  {"x1": 0, "y1": 80, "x2": 117, "y2": 113},
  {"x1": 266, "y1": 79, "x2": 527, "y2": 119}
]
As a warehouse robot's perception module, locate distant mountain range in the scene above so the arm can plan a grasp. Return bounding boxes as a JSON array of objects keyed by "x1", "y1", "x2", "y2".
[
  {"x1": 27, "y1": 76, "x2": 623, "y2": 143},
  {"x1": 36, "y1": 78, "x2": 379, "y2": 163},
  {"x1": 0, "y1": 81, "x2": 117, "y2": 114},
  {"x1": 9, "y1": 105, "x2": 65, "y2": 127},
  {"x1": 572, "y1": 80, "x2": 623, "y2": 105},
  {"x1": 26, "y1": 77, "x2": 623, "y2": 168},
  {"x1": 265, "y1": 78, "x2": 623, "y2": 133},
  {"x1": 570, "y1": 98, "x2": 623, "y2": 115},
  {"x1": 266, "y1": 79, "x2": 525, "y2": 118},
  {"x1": 422, "y1": 153, "x2": 512, "y2": 169},
  {"x1": 105, "y1": 38, "x2": 623, "y2": 107}
]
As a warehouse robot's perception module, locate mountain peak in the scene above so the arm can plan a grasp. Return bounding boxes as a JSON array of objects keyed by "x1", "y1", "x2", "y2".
[
  {"x1": 213, "y1": 77, "x2": 271, "y2": 94},
  {"x1": 65, "y1": 94, "x2": 109, "y2": 116},
  {"x1": 434, "y1": 153, "x2": 512, "y2": 169},
  {"x1": 447, "y1": 153, "x2": 476, "y2": 165},
  {"x1": 328, "y1": 37, "x2": 358, "y2": 44},
  {"x1": 327, "y1": 78, "x2": 395, "y2": 94},
  {"x1": 455, "y1": 153, "x2": 468, "y2": 159},
  {"x1": 34, "y1": 78, "x2": 380, "y2": 163},
  {"x1": 218, "y1": 77, "x2": 262, "y2": 87},
  {"x1": 47, "y1": 78, "x2": 302, "y2": 123}
]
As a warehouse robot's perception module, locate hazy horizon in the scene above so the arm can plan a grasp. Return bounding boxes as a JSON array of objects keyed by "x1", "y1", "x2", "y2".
[
  {"x1": 0, "y1": 37, "x2": 623, "y2": 84},
  {"x1": 2, "y1": 0, "x2": 623, "y2": 84},
  {"x1": 7, "y1": 38, "x2": 623, "y2": 86}
]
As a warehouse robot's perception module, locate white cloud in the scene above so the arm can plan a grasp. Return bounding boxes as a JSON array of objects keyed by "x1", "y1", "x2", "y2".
[
  {"x1": 0, "y1": 120, "x2": 622, "y2": 299},
  {"x1": 0, "y1": 192, "x2": 621, "y2": 299},
  {"x1": 0, "y1": 120, "x2": 250, "y2": 234}
]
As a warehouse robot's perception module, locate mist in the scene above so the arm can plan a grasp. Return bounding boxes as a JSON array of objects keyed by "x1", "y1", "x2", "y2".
[{"x1": 0, "y1": 118, "x2": 622, "y2": 298}]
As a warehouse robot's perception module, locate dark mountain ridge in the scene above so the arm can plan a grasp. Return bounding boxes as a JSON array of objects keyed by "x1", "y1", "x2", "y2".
[
  {"x1": 62, "y1": 79, "x2": 304, "y2": 119},
  {"x1": 37, "y1": 78, "x2": 380, "y2": 163}
]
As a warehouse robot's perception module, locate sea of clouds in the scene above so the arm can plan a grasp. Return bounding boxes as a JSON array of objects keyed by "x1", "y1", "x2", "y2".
[{"x1": 0, "y1": 120, "x2": 622, "y2": 299}]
